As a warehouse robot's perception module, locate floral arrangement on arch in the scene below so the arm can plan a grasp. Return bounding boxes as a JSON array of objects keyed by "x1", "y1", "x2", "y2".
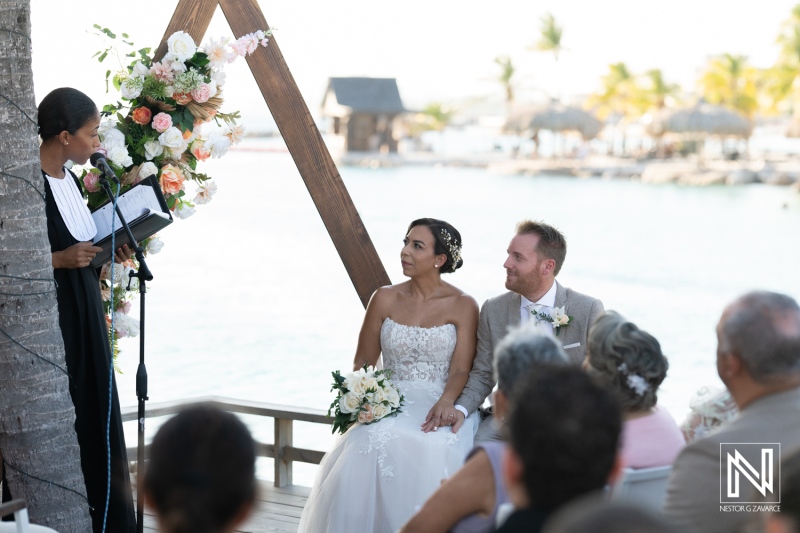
[
  {"x1": 328, "y1": 365, "x2": 405, "y2": 435},
  {"x1": 83, "y1": 26, "x2": 272, "y2": 351}
]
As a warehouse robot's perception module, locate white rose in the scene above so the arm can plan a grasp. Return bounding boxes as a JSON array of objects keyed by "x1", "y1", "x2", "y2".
[
  {"x1": 98, "y1": 119, "x2": 116, "y2": 139},
  {"x1": 386, "y1": 387, "x2": 400, "y2": 408},
  {"x1": 110, "y1": 264, "x2": 126, "y2": 285},
  {"x1": 371, "y1": 404, "x2": 389, "y2": 420},
  {"x1": 107, "y1": 145, "x2": 133, "y2": 168},
  {"x1": 164, "y1": 85, "x2": 175, "y2": 98},
  {"x1": 210, "y1": 70, "x2": 226, "y2": 86},
  {"x1": 349, "y1": 376, "x2": 368, "y2": 396},
  {"x1": 120, "y1": 77, "x2": 143, "y2": 100},
  {"x1": 138, "y1": 162, "x2": 158, "y2": 180},
  {"x1": 132, "y1": 61, "x2": 149, "y2": 77},
  {"x1": 114, "y1": 313, "x2": 140, "y2": 338},
  {"x1": 146, "y1": 236, "x2": 164, "y2": 255},
  {"x1": 167, "y1": 31, "x2": 197, "y2": 63},
  {"x1": 101, "y1": 128, "x2": 126, "y2": 149},
  {"x1": 364, "y1": 376, "x2": 380, "y2": 392},
  {"x1": 370, "y1": 386, "x2": 386, "y2": 404},
  {"x1": 158, "y1": 127, "x2": 185, "y2": 149},
  {"x1": 174, "y1": 202, "x2": 195, "y2": 220},
  {"x1": 206, "y1": 80, "x2": 218, "y2": 99},
  {"x1": 206, "y1": 133, "x2": 231, "y2": 158},
  {"x1": 143, "y1": 140, "x2": 164, "y2": 161},
  {"x1": 339, "y1": 391, "x2": 362, "y2": 414}
]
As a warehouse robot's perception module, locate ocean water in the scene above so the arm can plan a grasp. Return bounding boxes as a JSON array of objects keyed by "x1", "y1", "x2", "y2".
[{"x1": 114, "y1": 140, "x2": 800, "y2": 485}]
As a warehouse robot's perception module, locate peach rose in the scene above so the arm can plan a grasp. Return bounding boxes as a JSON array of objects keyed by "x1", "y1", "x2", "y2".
[
  {"x1": 159, "y1": 164, "x2": 185, "y2": 195},
  {"x1": 357, "y1": 405, "x2": 374, "y2": 424},
  {"x1": 190, "y1": 140, "x2": 211, "y2": 162},
  {"x1": 191, "y1": 84, "x2": 211, "y2": 103},
  {"x1": 152, "y1": 112, "x2": 173, "y2": 133},
  {"x1": 173, "y1": 92, "x2": 192, "y2": 105},
  {"x1": 131, "y1": 106, "x2": 152, "y2": 125}
]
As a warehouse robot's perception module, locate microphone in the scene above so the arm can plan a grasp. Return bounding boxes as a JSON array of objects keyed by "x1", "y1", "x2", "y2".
[{"x1": 90, "y1": 153, "x2": 121, "y2": 185}]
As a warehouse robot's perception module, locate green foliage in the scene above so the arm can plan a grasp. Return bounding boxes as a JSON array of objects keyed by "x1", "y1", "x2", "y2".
[{"x1": 534, "y1": 12, "x2": 563, "y2": 61}]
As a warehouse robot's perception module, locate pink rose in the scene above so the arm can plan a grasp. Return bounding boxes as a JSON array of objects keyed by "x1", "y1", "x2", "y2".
[
  {"x1": 191, "y1": 84, "x2": 211, "y2": 104},
  {"x1": 83, "y1": 172, "x2": 100, "y2": 193},
  {"x1": 190, "y1": 140, "x2": 211, "y2": 162},
  {"x1": 152, "y1": 112, "x2": 173, "y2": 133}
]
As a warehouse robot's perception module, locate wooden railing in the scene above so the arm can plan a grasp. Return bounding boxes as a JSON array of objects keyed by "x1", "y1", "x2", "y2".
[{"x1": 120, "y1": 396, "x2": 333, "y2": 487}]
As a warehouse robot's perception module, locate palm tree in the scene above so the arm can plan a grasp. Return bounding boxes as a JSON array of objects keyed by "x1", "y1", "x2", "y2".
[
  {"x1": 764, "y1": 5, "x2": 800, "y2": 114},
  {"x1": 698, "y1": 53, "x2": 759, "y2": 118},
  {"x1": 0, "y1": 1, "x2": 92, "y2": 530},
  {"x1": 534, "y1": 12, "x2": 563, "y2": 61},
  {"x1": 638, "y1": 69, "x2": 680, "y2": 112},
  {"x1": 589, "y1": 62, "x2": 638, "y2": 155},
  {"x1": 494, "y1": 55, "x2": 516, "y2": 115}
]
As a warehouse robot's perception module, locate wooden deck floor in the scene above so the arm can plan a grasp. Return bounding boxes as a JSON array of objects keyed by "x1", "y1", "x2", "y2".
[{"x1": 138, "y1": 481, "x2": 309, "y2": 532}]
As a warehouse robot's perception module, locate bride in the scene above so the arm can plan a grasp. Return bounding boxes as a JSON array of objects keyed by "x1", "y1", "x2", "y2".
[{"x1": 298, "y1": 218, "x2": 480, "y2": 533}]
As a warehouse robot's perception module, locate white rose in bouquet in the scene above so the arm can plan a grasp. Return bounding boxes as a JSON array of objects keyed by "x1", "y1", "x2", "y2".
[
  {"x1": 101, "y1": 128, "x2": 126, "y2": 149},
  {"x1": 167, "y1": 31, "x2": 197, "y2": 62},
  {"x1": 120, "y1": 76, "x2": 143, "y2": 100},
  {"x1": 364, "y1": 376, "x2": 379, "y2": 392},
  {"x1": 174, "y1": 202, "x2": 196, "y2": 220},
  {"x1": 159, "y1": 126, "x2": 185, "y2": 149},
  {"x1": 132, "y1": 61, "x2": 150, "y2": 77},
  {"x1": 370, "y1": 386, "x2": 387, "y2": 404},
  {"x1": 138, "y1": 162, "x2": 158, "y2": 180},
  {"x1": 386, "y1": 386, "x2": 401, "y2": 408},
  {"x1": 206, "y1": 132, "x2": 231, "y2": 158},
  {"x1": 114, "y1": 313, "x2": 140, "y2": 338},
  {"x1": 348, "y1": 376, "x2": 368, "y2": 396},
  {"x1": 146, "y1": 236, "x2": 164, "y2": 255},
  {"x1": 371, "y1": 404, "x2": 389, "y2": 420},
  {"x1": 108, "y1": 145, "x2": 133, "y2": 168},
  {"x1": 339, "y1": 391, "x2": 362, "y2": 414},
  {"x1": 143, "y1": 140, "x2": 164, "y2": 161}
]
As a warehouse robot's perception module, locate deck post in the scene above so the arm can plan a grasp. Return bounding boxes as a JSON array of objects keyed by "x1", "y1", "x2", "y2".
[{"x1": 274, "y1": 418, "x2": 293, "y2": 487}]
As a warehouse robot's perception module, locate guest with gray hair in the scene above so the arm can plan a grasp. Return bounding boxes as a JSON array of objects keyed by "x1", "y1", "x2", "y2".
[
  {"x1": 399, "y1": 326, "x2": 567, "y2": 533},
  {"x1": 584, "y1": 311, "x2": 685, "y2": 469},
  {"x1": 664, "y1": 291, "x2": 800, "y2": 533}
]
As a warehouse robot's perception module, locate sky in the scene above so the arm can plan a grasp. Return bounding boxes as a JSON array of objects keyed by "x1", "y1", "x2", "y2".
[{"x1": 30, "y1": 0, "x2": 800, "y2": 129}]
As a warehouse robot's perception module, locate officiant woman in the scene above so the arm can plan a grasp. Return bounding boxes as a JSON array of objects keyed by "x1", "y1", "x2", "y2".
[{"x1": 36, "y1": 87, "x2": 135, "y2": 532}]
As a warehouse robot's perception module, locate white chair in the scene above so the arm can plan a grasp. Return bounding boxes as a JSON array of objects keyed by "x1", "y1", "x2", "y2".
[
  {"x1": 0, "y1": 500, "x2": 59, "y2": 533},
  {"x1": 610, "y1": 465, "x2": 672, "y2": 509}
]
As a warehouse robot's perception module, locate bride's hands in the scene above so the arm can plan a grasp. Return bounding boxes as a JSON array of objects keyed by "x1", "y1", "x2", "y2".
[{"x1": 421, "y1": 399, "x2": 460, "y2": 433}]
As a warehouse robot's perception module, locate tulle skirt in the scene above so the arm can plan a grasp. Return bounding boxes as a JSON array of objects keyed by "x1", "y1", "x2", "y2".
[{"x1": 298, "y1": 380, "x2": 479, "y2": 533}]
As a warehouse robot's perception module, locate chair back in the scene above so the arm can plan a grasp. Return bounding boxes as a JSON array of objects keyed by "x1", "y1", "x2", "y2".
[
  {"x1": 0, "y1": 499, "x2": 60, "y2": 533},
  {"x1": 611, "y1": 465, "x2": 672, "y2": 509}
]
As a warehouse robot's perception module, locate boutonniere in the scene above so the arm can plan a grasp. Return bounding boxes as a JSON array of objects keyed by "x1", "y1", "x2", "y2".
[{"x1": 532, "y1": 306, "x2": 573, "y2": 336}]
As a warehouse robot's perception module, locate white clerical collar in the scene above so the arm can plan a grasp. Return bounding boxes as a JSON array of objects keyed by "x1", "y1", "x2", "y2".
[{"x1": 520, "y1": 280, "x2": 557, "y2": 311}]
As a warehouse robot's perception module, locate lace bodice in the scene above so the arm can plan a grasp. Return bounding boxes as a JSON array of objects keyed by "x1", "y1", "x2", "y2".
[{"x1": 380, "y1": 318, "x2": 456, "y2": 384}]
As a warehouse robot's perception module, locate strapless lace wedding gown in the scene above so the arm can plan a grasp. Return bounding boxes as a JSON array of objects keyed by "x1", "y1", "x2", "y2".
[{"x1": 298, "y1": 317, "x2": 479, "y2": 533}]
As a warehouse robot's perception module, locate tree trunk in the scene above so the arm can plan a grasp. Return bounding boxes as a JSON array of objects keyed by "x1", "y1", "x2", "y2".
[{"x1": 0, "y1": 1, "x2": 92, "y2": 530}]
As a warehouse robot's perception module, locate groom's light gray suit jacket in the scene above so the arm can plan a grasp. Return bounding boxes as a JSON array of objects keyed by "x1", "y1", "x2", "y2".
[{"x1": 456, "y1": 281, "x2": 604, "y2": 415}]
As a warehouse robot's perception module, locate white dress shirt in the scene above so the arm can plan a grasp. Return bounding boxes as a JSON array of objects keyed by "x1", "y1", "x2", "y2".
[{"x1": 519, "y1": 280, "x2": 557, "y2": 337}]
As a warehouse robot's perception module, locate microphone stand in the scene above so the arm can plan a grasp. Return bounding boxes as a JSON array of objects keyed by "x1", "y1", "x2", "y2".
[{"x1": 97, "y1": 174, "x2": 152, "y2": 533}]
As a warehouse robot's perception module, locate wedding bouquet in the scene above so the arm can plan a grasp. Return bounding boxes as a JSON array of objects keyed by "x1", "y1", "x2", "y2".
[
  {"x1": 83, "y1": 25, "x2": 272, "y2": 351},
  {"x1": 328, "y1": 365, "x2": 405, "y2": 435}
]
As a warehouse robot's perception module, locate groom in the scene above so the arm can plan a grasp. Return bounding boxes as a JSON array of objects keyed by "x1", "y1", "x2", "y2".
[{"x1": 452, "y1": 220, "x2": 604, "y2": 441}]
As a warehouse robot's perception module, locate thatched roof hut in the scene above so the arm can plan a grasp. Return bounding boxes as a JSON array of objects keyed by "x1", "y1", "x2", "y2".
[
  {"x1": 505, "y1": 102, "x2": 603, "y2": 140},
  {"x1": 646, "y1": 101, "x2": 752, "y2": 138}
]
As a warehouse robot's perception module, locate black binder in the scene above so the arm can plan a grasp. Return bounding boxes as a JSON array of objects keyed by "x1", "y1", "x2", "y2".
[{"x1": 90, "y1": 174, "x2": 173, "y2": 268}]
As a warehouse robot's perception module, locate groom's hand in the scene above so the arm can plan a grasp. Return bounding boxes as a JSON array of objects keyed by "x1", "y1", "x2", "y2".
[
  {"x1": 451, "y1": 410, "x2": 465, "y2": 434},
  {"x1": 421, "y1": 400, "x2": 459, "y2": 433}
]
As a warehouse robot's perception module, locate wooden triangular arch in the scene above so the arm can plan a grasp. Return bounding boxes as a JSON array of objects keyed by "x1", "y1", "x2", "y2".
[{"x1": 157, "y1": 0, "x2": 390, "y2": 307}]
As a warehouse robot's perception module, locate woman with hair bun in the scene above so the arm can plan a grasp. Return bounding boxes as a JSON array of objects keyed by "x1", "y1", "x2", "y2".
[
  {"x1": 584, "y1": 311, "x2": 685, "y2": 468},
  {"x1": 36, "y1": 87, "x2": 135, "y2": 532},
  {"x1": 299, "y1": 218, "x2": 480, "y2": 533}
]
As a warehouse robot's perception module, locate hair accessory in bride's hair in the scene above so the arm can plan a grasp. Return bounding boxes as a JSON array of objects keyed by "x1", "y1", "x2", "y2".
[
  {"x1": 617, "y1": 362, "x2": 649, "y2": 396},
  {"x1": 439, "y1": 228, "x2": 462, "y2": 266}
]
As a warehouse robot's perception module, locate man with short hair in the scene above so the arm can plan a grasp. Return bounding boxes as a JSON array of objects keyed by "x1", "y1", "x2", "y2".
[
  {"x1": 664, "y1": 290, "x2": 800, "y2": 533},
  {"x1": 451, "y1": 220, "x2": 604, "y2": 441},
  {"x1": 496, "y1": 366, "x2": 622, "y2": 532}
]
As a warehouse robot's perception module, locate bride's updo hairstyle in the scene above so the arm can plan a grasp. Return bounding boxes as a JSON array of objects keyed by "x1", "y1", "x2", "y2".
[
  {"x1": 407, "y1": 218, "x2": 464, "y2": 274},
  {"x1": 585, "y1": 311, "x2": 668, "y2": 412},
  {"x1": 38, "y1": 87, "x2": 98, "y2": 141},
  {"x1": 143, "y1": 404, "x2": 257, "y2": 533}
]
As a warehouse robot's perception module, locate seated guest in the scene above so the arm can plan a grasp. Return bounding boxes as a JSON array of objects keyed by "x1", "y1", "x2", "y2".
[
  {"x1": 143, "y1": 404, "x2": 258, "y2": 533},
  {"x1": 496, "y1": 366, "x2": 622, "y2": 533},
  {"x1": 664, "y1": 291, "x2": 800, "y2": 533},
  {"x1": 399, "y1": 327, "x2": 568, "y2": 533},
  {"x1": 542, "y1": 494, "x2": 680, "y2": 533},
  {"x1": 757, "y1": 447, "x2": 800, "y2": 533},
  {"x1": 584, "y1": 311, "x2": 685, "y2": 468},
  {"x1": 679, "y1": 386, "x2": 738, "y2": 443}
]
